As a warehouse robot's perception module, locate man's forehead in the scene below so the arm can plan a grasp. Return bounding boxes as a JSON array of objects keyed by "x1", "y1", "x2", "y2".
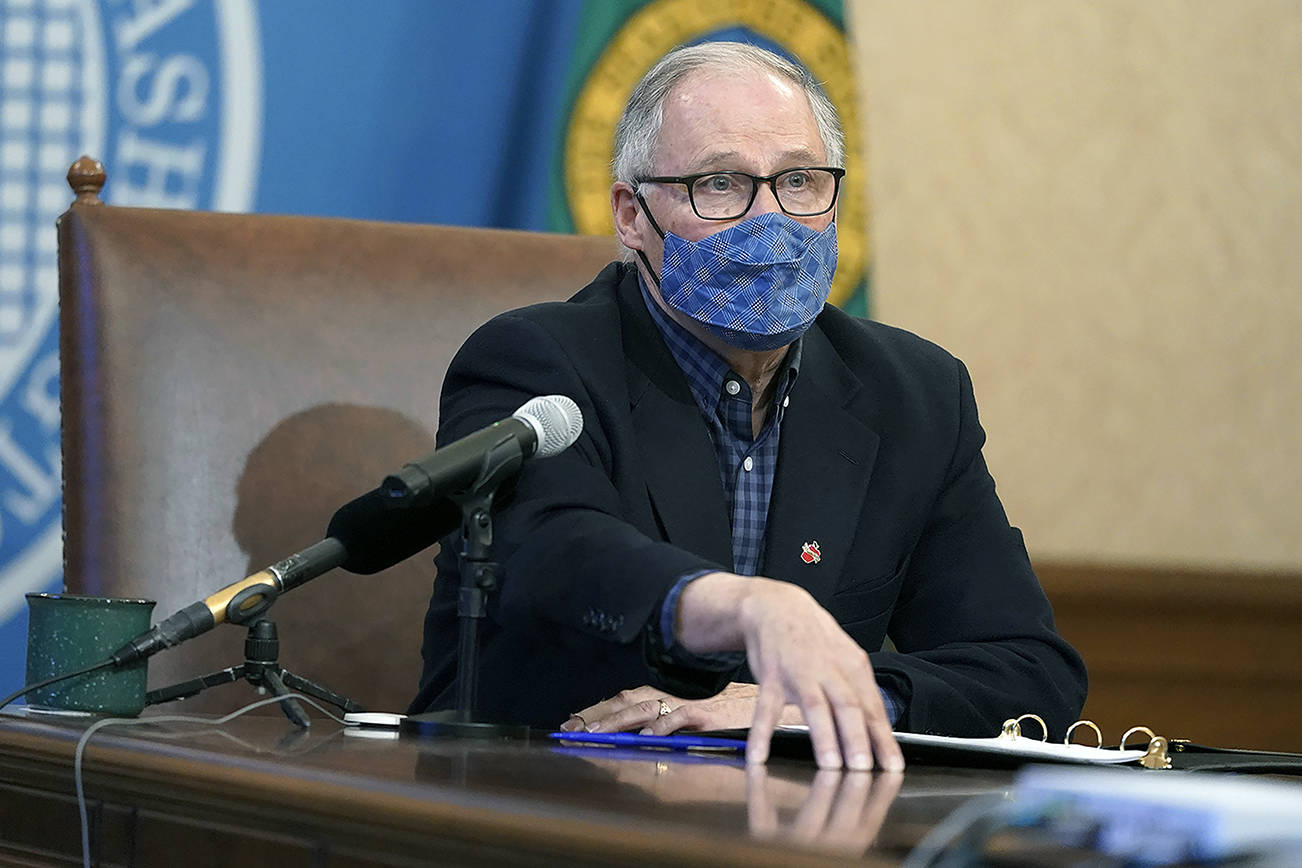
[
  {"x1": 667, "y1": 66, "x2": 801, "y2": 108},
  {"x1": 653, "y1": 67, "x2": 824, "y2": 171}
]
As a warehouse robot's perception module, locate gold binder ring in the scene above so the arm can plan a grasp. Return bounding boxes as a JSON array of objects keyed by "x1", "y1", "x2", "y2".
[
  {"x1": 1064, "y1": 719, "x2": 1103, "y2": 748},
  {"x1": 999, "y1": 713, "x2": 1048, "y2": 741},
  {"x1": 1120, "y1": 725, "x2": 1157, "y2": 752}
]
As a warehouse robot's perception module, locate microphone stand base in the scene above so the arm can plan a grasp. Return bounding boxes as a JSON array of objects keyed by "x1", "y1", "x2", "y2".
[{"x1": 401, "y1": 710, "x2": 531, "y2": 740}]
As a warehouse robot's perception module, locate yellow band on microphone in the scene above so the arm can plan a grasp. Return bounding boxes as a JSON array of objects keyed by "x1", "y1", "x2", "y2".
[{"x1": 203, "y1": 570, "x2": 279, "y2": 621}]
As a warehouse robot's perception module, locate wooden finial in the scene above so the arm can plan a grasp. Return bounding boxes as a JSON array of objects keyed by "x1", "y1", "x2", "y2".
[{"x1": 67, "y1": 156, "x2": 106, "y2": 205}]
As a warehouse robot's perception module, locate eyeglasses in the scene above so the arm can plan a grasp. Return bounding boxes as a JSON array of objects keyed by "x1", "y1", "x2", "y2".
[{"x1": 636, "y1": 166, "x2": 845, "y2": 221}]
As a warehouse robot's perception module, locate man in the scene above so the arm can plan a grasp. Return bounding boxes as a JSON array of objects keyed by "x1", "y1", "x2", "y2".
[{"x1": 409, "y1": 42, "x2": 1087, "y2": 770}]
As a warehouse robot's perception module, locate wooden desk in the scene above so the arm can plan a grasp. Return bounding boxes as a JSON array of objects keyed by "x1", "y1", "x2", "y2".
[
  {"x1": 0, "y1": 710, "x2": 1015, "y2": 867},
  {"x1": 1039, "y1": 562, "x2": 1302, "y2": 752}
]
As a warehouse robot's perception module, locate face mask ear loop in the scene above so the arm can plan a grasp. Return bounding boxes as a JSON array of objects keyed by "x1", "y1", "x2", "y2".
[
  {"x1": 636, "y1": 249, "x2": 662, "y2": 289},
  {"x1": 634, "y1": 191, "x2": 668, "y2": 240},
  {"x1": 633, "y1": 191, "x2": 667, "y2": 288}
]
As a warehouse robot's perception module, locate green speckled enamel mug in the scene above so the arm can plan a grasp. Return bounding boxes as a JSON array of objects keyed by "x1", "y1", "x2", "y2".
[{"x1": 25, "y1": 593, "x2": 155, "y2": 716}]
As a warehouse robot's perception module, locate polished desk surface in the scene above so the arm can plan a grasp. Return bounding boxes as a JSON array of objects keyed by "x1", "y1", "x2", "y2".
[{"x1": 0, "y1": 707, "x2": 1028, "y2": 867}]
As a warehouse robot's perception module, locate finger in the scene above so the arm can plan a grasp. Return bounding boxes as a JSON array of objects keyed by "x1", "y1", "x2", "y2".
[
  {"x1": 648, "y1": 692, "x2": 758, "y2": 734},
  {"x1": 644, "y1": 704, "x2": 692, "y2": 735},
  {"x1": 857, "y1": 686, "x2": 903, "y2": 771},
  {"x1": 575, "y1": 687, "x2": 664, "y2": 732},
  {"x1": 587, "y1": 697, "x2": 663, "y2": 733},
  {"x1": 870, "y1": 718, "x2": 904, "y2": 772},
  {"x1": 559, "y1": 714, "x2": 587, "y2": 732},
  {"x1": 848, "y1": 663, "x2": 905, "y2": 773},
  {"x1": 746, "y1": 683, "x2": 784, "y2": 765},
  {"x1": 798, "y1": 688, "x2": 842, "y2": 769},
  {"x1": 572, "y1": 686, "x2": 657, "y2": 726},
  {"x1": 824, "y1": 690, "x2": 871, "y2": 771}
]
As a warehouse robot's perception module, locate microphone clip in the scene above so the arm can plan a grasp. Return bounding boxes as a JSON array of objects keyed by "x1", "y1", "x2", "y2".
[
  {"x1": 464, "y1": 436, "x2": 526, "y2": 502},
  {"x1": 225, "y1": 582, "x2": 279, "y2": 626}
]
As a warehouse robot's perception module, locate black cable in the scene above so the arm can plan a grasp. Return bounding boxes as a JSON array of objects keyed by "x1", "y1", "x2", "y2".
[{"x1": 0, "y1": 658, "x2": 117, "y2": 711}]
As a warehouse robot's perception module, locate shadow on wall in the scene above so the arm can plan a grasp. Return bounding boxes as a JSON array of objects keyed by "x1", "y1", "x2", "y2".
[{"x1": 228, "y1": 403, "x2": 439, "y2": 714}]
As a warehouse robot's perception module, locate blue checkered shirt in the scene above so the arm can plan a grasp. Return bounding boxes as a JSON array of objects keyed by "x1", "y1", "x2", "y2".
[
  {"x1": 640, "y1": 278, "x2": 798, "y2": 578},
  {"x1": 639, "y1": 279, "x2": 904, "y2": 726}
]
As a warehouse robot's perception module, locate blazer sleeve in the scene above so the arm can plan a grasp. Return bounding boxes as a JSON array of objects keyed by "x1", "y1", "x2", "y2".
[
  {"x1": 436, "y1": 311, "x2": 727, "y2": 673},
  {"x1": 869, "y1": 358, "x2": 1088, "y2": 739}
]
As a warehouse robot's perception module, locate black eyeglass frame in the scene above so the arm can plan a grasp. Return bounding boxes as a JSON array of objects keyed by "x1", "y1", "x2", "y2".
[{"x1": 635, "y1": 166, "x2": 846, "y2": 221}]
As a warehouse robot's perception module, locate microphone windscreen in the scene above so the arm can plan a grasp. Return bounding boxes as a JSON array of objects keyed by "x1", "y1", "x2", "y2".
[
  {"x1": 326, "y1": 487, "x2": 460, "y2": 575},
  {"x1": 513, "y1": 395, "x2": 583, "y2": 458}
]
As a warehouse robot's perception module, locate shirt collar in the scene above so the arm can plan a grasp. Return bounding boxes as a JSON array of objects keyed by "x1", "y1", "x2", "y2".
[{"x1": 637, "y1": 273, "x2": 801, "y2": 419}]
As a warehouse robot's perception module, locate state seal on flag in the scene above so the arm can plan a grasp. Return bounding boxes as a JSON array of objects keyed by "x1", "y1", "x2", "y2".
[
  {"x1": 0, "y1": 0, "x2": 262, "y2": 625},
  {"x1": 562, "y1": 0, "x2": 868, "y2": 308}
]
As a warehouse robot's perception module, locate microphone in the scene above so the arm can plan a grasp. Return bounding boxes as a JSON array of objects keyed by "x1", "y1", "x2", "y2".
[
  {"x1": 381, "y1": 394, "x2": 583, "y2": 505},
  {"x1": 109, "y1": 395, "x2": 584, "y2": 667},
  {"x1": 333, "y1": 394, "x2": 582, "y2": 572},
  {"x1": 108, "y1": 538, "x2": 348, "y2": 666}
]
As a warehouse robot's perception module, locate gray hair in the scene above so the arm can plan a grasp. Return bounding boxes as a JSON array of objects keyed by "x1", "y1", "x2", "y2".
[{"x1": 612, "y1": 42, "x2": 846, "y2": 185}]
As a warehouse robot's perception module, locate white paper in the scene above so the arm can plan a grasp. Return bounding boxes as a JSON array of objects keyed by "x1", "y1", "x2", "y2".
[{"x1": 775, "y1": 725, "x2": 1147, "y2": 765}]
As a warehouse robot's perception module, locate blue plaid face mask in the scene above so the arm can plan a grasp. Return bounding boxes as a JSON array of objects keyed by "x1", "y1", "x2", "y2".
[{"x1": 640, "y1": 211, "x2": 838, "y2": 352}]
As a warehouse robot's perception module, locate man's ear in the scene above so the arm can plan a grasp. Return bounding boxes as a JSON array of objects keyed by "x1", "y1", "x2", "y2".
[{"x1": 611, "y1": 182, "x2": 645, "y2": 251}]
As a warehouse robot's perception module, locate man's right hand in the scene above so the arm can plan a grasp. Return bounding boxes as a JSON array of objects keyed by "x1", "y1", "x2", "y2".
[{"x1": 675, "y1": 572, "x2": 904, "y2": 772}]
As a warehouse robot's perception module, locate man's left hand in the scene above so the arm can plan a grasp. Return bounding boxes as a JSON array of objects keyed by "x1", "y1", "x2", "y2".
[{"x1": 560, "y1": 682, "x2": 801, "y2": 734}]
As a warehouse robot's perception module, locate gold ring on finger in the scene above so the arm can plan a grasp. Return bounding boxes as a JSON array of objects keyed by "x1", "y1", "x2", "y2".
[{"x1": 657, "y1": 698, "x2": 672, "y2": 717}]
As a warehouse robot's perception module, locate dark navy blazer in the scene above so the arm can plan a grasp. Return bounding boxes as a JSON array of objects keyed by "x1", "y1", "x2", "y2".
[{"x1": 410, "y1": 262, "x2": 1087, "y2": 736}]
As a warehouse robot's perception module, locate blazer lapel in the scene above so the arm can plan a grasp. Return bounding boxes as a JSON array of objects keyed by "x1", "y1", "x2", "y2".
[
  {"x1": 762, "y1": 326, "x2": 879, "y2": 602},
  {"x1": 618, "y1": 274, "x2": 734, "y2": 571}
]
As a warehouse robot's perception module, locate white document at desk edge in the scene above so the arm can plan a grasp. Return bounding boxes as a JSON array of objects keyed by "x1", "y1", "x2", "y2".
[{"x1": 775, "y1": 725, "x2": 1146, "y2": 765}]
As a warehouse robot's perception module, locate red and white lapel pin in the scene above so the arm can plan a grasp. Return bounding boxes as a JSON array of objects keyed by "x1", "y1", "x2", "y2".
[{"x1": 800, "y1": 541, "x2": 821, "y2": 564}]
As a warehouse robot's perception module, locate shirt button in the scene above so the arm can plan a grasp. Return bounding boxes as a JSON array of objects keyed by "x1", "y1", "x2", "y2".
[
  {"x1": 725, "y1": 380, "x2": 741, "y2": 396},
  {"x1": 783, "y1": 396, "x2": 790, "y2": 408},
  {"x1": 743, "y1": 456, "x2": 754, "y2": 472}
]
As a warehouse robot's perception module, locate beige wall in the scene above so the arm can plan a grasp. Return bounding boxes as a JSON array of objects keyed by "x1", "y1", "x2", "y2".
[{"x1": 848, "y1": 0, "x2": 1302, "y2": 570}]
